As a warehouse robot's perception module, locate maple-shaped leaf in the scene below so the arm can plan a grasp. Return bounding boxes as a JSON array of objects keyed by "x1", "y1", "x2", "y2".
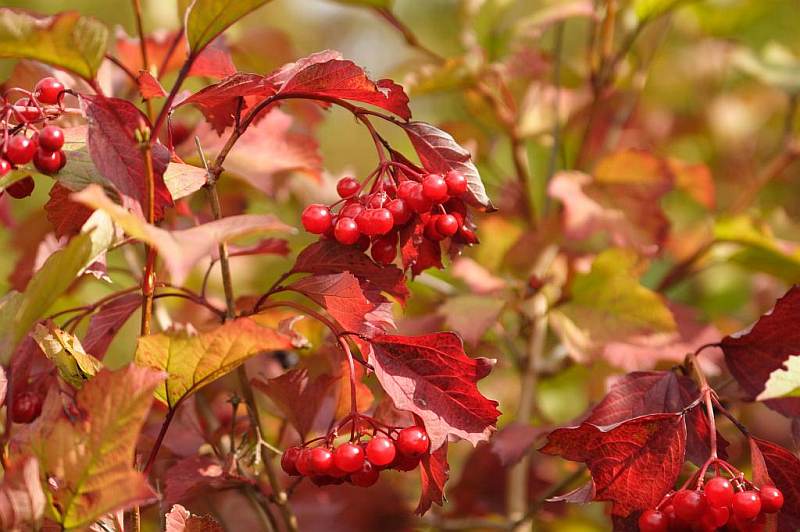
[
  {"x1": 276, "y1": 58, "x2": 411, "y2": 120},
  {"x1": 164, "y1": 455, "x2": 252, "y2": 504},
  {"x1": 0, "y1": 456, "x2": 46, "y2": 531},
  {"x1": 135, "y1": 317, "x2": 293, "y2": 408},
  {"x1": 416, "y1": 441, "x2": 449, "y2": 515},
  {"x1": 750, "y1": 437, "x2": 800, "y2": 531},
  {"x1": 292, "y1": 239, "x2": 409, "y2": 303},
  {"x1": 252, "y1": 367, "x2": 336, "y2": 440},
  {"x1": 31, "y1": 365, "x2": 163, "y2": 529},
  {"x1": 402, "y1": 121, "x2": 493, "y2": 210},
  {"x1": 584, "y1": 371, "x2": 727, "y2": 466},
  {"x1": 82, "y1": 292, "x2": 141, "y2": 359},
  {"x1": 137, "y1": 70, "x2": 167, "y2": 98},
  {"x1": 541, "y1": 413, "x2": 687, "y2": 516},
  {"x1": 165, "y1": 504, "x2": 224, "y2": 532},
  {"x1": 45, "y1": 183, "x2": 94, "y2": 239},
  {"x1": 31, "y1": 322, "x2": 103, "y2": 388},
  {"x1": 73, "y1": 184, "x2": 291, "y2": 284},
  {"x1": 81, "y1": 95, "x2": 173, "y2": 219},
  {"x1": 720, "y1": 286, "x2": 800, "y2": 417},
  {"x1": 366, "y1": 332, "x2": 499, "y2": 449},
  {"x1": 290, "y1": 272, "x2": 394, "y2": 336}
]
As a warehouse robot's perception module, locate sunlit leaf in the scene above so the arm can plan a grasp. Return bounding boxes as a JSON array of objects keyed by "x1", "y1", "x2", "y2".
[
  {"x1": 31, "y1": 322, "x2": 103, "y2": 388},
  {"x1": 185, "y1": 0, "x2": 272, "y2": 54}
]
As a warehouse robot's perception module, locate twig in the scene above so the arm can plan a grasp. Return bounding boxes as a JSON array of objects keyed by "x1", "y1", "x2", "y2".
[
  {"x1": 372, "y1": 7, "x2": 446, "y2": 63},
  {"x1": 131, "y1": 0, "x2": 154, "y2": 121},
  {"x1": 104, "y1": 54, "x2": 138, "y2": 84}
]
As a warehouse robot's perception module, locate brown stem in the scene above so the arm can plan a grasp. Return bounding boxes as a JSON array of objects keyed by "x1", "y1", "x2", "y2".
[
  {"x1": 142, "y1": 407, "x2": 176, "y2": 475},
  {"x1": 140, "y1": 140, "x2": 157, "y2": 336},
  {"x1": 373, "y1": 8, "x2": 446, "y2": 63},
  {"x1": 104, "y1": 54, "x2": 138, "y2": 84},
  {"x1": 131, "y1": 0, "x2": 154, "y2": 121},
  {"x1": 158, "y1": 28, "x2": 185, "y2": 80}
]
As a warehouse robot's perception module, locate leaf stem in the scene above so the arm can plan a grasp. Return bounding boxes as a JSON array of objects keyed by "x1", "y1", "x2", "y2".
[{"x1": 142, "y1": 406, "x2": 176, "y2": 475}]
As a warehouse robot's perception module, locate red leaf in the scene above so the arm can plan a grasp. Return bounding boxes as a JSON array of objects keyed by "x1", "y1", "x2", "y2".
[
  {"x1": 44, "y1": 183, "x2": 93, "y2": 238},
  {"x1": 81, "y1": 95, "x2": 172, "y2": 219},
  {"x1": 541, "y1": 413, "x2": 687, "y2": 516},
  {"x1": 164, "y1": 455, "x2": 252, "y2": 504},
  {"x1": 402, "y1": 121, "x2": 493, "y2": 210},
  {"x1": 226, "y1": 238, "x2": 289, "y2": 258},
  {"x1": 265, "y1": 50, "x2": 343, "y2": 85},
  {"x1": 189, "y1": 38, "x2": 237, "y2": 80},
  {"x1": 583, "y1": 371, "x2": 727, "y2": 465},
  {"x1": 292, "y1": 240, "x2": 409, "y2": 304},
  {"x1": 165, "y1": 504, "x2": 224, "y2": 532},
  {"x1": 366, "y1": 332, "x2": 499, "y2": 449},
  {"x1": 751, "y1": 437, "x2": 800, "y2": 531},
  {"x1": 277, "y1": 59, "x2": 411, "y2": 120},
  {"x1": 137, "y1": 70, "x2": 167, "y2": 99},
  {"x1": 252, "y1": 368, "x2": 336, "y2": 440},
  {"x1": 720, "y1": 286, "x2": 800, "y2": 417},
  {"x1": 82, "y1": 293, "x2": 141, "y2": 359},
  {"x1": 114, "y1": 29, "x2": 185, "y2": 76},
  {"x1": 289, "y1": 273, "x2": 394, "y2": 336},
  {"x1": 416, "y1": 441, "x2": 449, "y2": 515},
  {"x1": 399, "y1": 217, "x2": 443, "y2": 276}
]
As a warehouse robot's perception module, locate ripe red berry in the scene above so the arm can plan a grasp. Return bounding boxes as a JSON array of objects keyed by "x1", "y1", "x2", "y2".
[
  {"x1": 673, "y1": 489, "x2": 707, "y2": 521},
  {"x1": 340, "y1": 201, "x2": 364, "y2": 219},
  {"x1": 366, "y1": 192, "x2": 386, "y2": 209},
  {"x1": 396, "y1": 426, "x2": 430, "y2": 457},
  {"x1": 436, "y1": 214, "x2": 459, "y2": 237},
  {"x1": 6, "y1": 135, "x2": 37, "y2": 165},
  {"x1": 35, "y1": 77, "x2": 65, "y2": 105},
  {"x1": 38, "y1": 125, "x2": 65, "y2": 151},
  {"x1": 759, "y1": 486, "x2": 783, "y2": 513},
  {"x1": 295, "y1": 448, "x2": 314, "y2": 476},
  {"x1": 703, "y1": 505, "x2": 730, "y2": 528},
  {"x1": 34, "y1": 149, "x2": 63, "y2": 175},
  {"x1": 457, "y1": 225, "x2": 479, "y2": 245},
  {"x1": 366, "y1": 436, "x2": 396, "y2": 467},
  {"x1": 406, "y1": 184, "x2": 433, "y2": 213},
  {"x1": 334, "y1": 217, "x2": 361, "y2": 245},
  {"x1": 357, "y1": 208, "x2": 394, "y2": 236},
  {"x1": 281, "y1": 446, "x2": 302, "y2": 476},
  {"x1": 732, "y1": 490, "x2": 762, "y2": 520},
  {"x1": 336, "y1": 176, "x2": 360, "y2": 198},
  {"x1": 386, "y1": 198, "x2": 411, "y2": 226},
  {"x1": 334, "y1": 442, "x2": 365, "y2": 473},
  {"x1": 445, "y1": 170, "x2": 468, "y2": 196},
  {"x1": 638, "y1": 509, "x2": 668, "y2": 532},
  {"x1": 301, "y1": 204, "x2": 332, "y2": 234},
  {"x1": 422, "y1": 173, "x2": 448, "y2": 203},
  {"x1": 370, "y1": 236, "x2": 397, "y2": 265},
  {"x1": 14, "y1": 98, "x2": 40, "y2": 122},
  {"x1": 350, "y1": 460, "x2": 379, "y2": 487},
  {"x1": 0, "y1": 158, "x2": 10, "y2": 176},
  {"x1": 392, "y1": 452, "x2": 420, "y2": 471},
  {"x1": 397, "y1": 180, "x2": 419, "y2": 201},
  {"x1": 355, "y1": 234, "x2": 371, "y2": 251},
  {"x1": 705, "y1": 476, "x2": 734, "y2": 508},
  {"x1": 11, "y1": 391, "x2": 43, "y2": 424},
  {"x1": 424, "y1": 216, "x2": 445, "y2": 241},
  {"x1": 309, "y1": 447, "x2": 334, "y2": 476},
  {"x1": 6, "y1": 176, "x2": 35, "y2": 199}
]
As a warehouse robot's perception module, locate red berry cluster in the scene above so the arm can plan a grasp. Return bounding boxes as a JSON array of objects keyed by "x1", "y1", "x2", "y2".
[
  {"x1": 639, "y1": 476, "x2": 784, "y2": 531},
  {"x1": 1, "y1": 77, "x2": 68, "y2": 199},
  {"x1": 301, "y1": 167, "x2": 477, "y2": 266},
  {"x1": 281, "y1": 425, "x2": 430, "y2": 487}
]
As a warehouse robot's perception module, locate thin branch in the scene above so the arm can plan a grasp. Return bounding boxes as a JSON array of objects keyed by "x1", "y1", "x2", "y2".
[
  {"x1": 104, "y1": 54, "x2": 138, "y2": 84},
  {"x1": 372, "y1": 8, "x2": 446, "y2": 63},
  {"x1": 131, "y1": 0, "x2": 154, "y2": 121}
]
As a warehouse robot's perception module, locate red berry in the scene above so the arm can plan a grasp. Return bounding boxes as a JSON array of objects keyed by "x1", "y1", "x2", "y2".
[
  {"x1": 6, "y1": 135, "x2": 37, "y2": 165},
  {"x1": 334, "y1": 442, "x2": 365, "y2": 473},
  {"x1": 11, "y1": 391, "x2": 43, "y2": 424},
  {"x1": 295, "y1": 448, "x2": 313, "y2": 476},
  {"x1": 638, "y1": 509, "x2": 668, "y2": 532},
  {"x1": 13, "y1": 98, "x2": 40, "y2": 122},
  {"x1": 334, "y1": 217, "x2": 361, "y2": 245},
  {"x1": 732, "y1": 490, "x2": 762, "y2": 520},
  {"x1": 6, "y1": 176, "x2": 35, "y2": 199},
  {"x1": 457, "y1": 225, "x2": 479, "y2": 244},
  {"x1": 370, "y1": 236, "x2": 397, "y2": 265},
  {"x1": 355, "y1": 234, "x2": 371, "y2": 252},
  {"x1": 703, "y1": 505, "x2": 730, "y2": 528},
  {"x1": 673, "y1": 489, "x2": 707, "y2": 522},
  {"x1": 406, "y1": 184, "x2": 433, "y2": 213},
  {"x1": 309, "y1": 447, "x2": 334, "y2": 475},
  {"x1": 33, "y1": 149, "x2": 62, "y2": 175},
  {"x1": 397, "y1": 180, "x2": 419, "y2": 200},
  {"x1": 35, "y1": 77, "x2": 65, "y2": 105},
  {"x1": 436, "y1": 214, "x2": 459, "y2": 237},
  {"x1": 424, "y1": 216, "x2": 445, "y2": 241},
  {"x1": 281, "y1": 446, "x2": 302, "y2": 476},
  {"x1": 301, "y1": 204, "x2": 332, "y2": 234},
  {"x1": 445, "y1": 170, "x2": 468, "y2": 196},
  {"x1": 340, "y1": 201, "x2": 364, "y2": 219},
  {"x1": 392, "y1": 452, "x2": 420, "y2": 471},
  {"x1": 759, "y1": 486, "x2": 783, "y2": 513},
  {"x1": 422, "y1": 173, "x2": 448, "y2": 203},
  {"x1": 386, "y1": 198, "x2": 411, "y2": 226},
  {"x1": 38, "y1": 125, "x2": 65, "y2": 151},
  {"x1": 366, "y1": 436, "x2": 397, "y2": 467},
  {"x1": 396, "y1": 426, "x2": 430, "y2": 457},
  {"x1": 0, "y1": 158, "x2": 11, "y2": 176},
  {"x1": 350, "y1": 460, "x2": 379, "y2": 487},
  {"x1": 705, "y1": 476, "x2": 734, "y2": 508},
  {"x1": 357, "y1": 208, "x2": 394, "y2": 236},
  {"x1": 366, "y1": 192, "x2": 386, "y2": 209},
  {"x1": 337, "y1": 176, "x2": 360, "y2": 198}
]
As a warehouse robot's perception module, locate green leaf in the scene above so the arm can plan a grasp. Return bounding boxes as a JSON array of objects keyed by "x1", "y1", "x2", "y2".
[
  {"x1": 757, "y1": 355, "x2": 800, "y2": 401},
  {"x1": 31, "y1": 322, "x2": 103, "y2": 388},
  {"x1": 185, "y1": 0, "x2": 272, "y2": 54},
  {"x1": 634, "y1": 0, "x2": 685, "y2": 21},
  {"x1": 31, "y1": 365, "x2": 162, "y2": 529},
  {"x1": 0, "y1": 9, "x2": 109, "y2": 81},
  {"x1": 0, "y1": 210, "x2": 114, "y2": 364},
  {"x1": 135, "y1": 317, "x2": 293, "y2": 408},
  {"x1": 732, "y1": 43, "x2": 800, "y2": 93},
  {"x1": 713, "y1": 216, "x2": 800, "y2": 282}
]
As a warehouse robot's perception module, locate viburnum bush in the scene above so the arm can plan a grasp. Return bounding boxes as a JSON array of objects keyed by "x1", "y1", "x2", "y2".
[{"x1": 0, "y1": 1, "x2": 799, "y2": 531}]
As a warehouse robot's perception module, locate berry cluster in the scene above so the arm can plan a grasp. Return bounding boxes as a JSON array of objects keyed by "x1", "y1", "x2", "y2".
[
  {"x1": 639, "y1": 476, "x2": 784, "y2": 531},
  {"x1": 1, "y1": 77, "x2": 68, "y2": 199},
  {"x1": 301, "y1": 166, "x2": 477, "y2": 266},
  {"x1": 281, "y1": 424, "x2": 430, "y2": 487}
]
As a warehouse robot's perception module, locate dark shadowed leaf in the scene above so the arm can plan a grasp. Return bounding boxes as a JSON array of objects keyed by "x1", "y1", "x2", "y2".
[
  {"x1": 416, "y1": 441, "x2": 449, "y2": 515},
  {"x1": 165, "y1": 504, "x2": 224, "y2": 532},
  {"x1": 164, "y1": 455, "x2": 252, "y2": 504},
  {"x1": 44, "y1": 183, "x2": 94, "y2": 239},
  {"x1": 490, "y1": 423, "x2": 542, "y2": 467},
  {"x1": 83, "y1": 293, "x2": 141, "y2": 359},
  {"x1": 751, "y1": 437, "x2": 800, "y2": 531}
]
